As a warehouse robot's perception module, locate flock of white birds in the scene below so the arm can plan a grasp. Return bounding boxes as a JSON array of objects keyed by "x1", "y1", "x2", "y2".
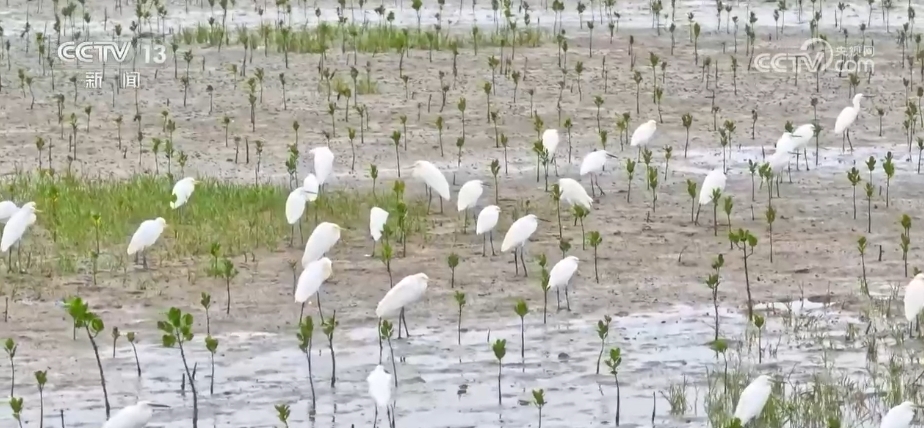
[{"x1": 12, "y1": 89, "x2": 919, "y2": 428}]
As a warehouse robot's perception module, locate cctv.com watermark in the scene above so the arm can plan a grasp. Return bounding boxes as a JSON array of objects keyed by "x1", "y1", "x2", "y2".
[{"x1": 752, "y1": 38, "x2": 876, "y2": 74}]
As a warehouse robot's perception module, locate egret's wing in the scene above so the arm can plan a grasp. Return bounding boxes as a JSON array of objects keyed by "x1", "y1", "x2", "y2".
[
  {"x1": 102, "y1": 405, "x2": 152, "y2": 428},
  {"x1": 733, "y1": 380, "x2": 771, "y2": 423},
  {"x1": 376, "y1": 279, "x2": 427, "y2": 318},
  {"x1": 0, "y1": 213, "x2": 29, "y2": 252},
  {"x1": 881, "y1": 405, "x2": 915, "y2": 428},
  {"x1": 476, "y1": 207, "x2": 498, "y2": 235},
  {"x1": 426, "y1": 165, "x2": 451, "y2": 200},
  {"x1": 367, "y1": 369, "x2": 394, "y2": 407},
  {"x1": 580, "y1": 152, "x2": 606, "y2": 176},
  {"x1": 286, "y1": 189, "x2": 307, "y2": 224},
  {"x1": 0, "y1": 201, "x2": 19, "y2": 222},
  {"x1": 698, "y1": 170, "x2": 727, "y2": 205},
  {"x1": 370, "y1": 208, "x2": 389, "y2": 241},
  {"x1": 834, "y1": 106, "x2": 855, "y2": 133},
  {"x1": 302, "y1": 225, "x2": 339, "y2": 265},
  {"x1": 295, "y1": 263, "x2": 325, "y2": 303},
  {"x1": 303, "y1": 174, "x2": 320, "y2": 202}
]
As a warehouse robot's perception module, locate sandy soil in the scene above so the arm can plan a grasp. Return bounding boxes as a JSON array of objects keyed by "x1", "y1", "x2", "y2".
[{"x1": 0, "y1": 0, "x2": 919, "y2": 425}]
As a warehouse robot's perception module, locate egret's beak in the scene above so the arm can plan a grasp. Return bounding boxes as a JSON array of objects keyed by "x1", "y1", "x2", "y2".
[
  {"x1": 536, "y1": 217, "x2": 552, "y2": 223},
  {"x1": 482, "y1": 182, "x2": 494, "y2": 188},
  {"x1": 33, "y1": 209, "x2": 43, "y2": 213},
  {"x1": 605, "y1": 152, "x2": 619, "y2": 159},
  {"x1": 149, "y1": 403, "x2": 170, "y2": 409}
]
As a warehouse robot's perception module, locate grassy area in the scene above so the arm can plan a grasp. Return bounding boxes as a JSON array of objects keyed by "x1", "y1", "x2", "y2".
[
  {"x1": 0, "y1": 173, "x2": 428, "y2": 275},
  {"x1": 176, "y1": 22, "x2": 548, "y2": 53}
]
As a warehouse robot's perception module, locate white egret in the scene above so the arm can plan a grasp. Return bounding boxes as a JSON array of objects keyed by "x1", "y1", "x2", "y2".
[
  {"x1": 548, "y1": 256, "x2": 579, "y2": 311},
  {"x1": 834, "y1": 93, "x2": 866, "y2": 152},
  {"x1": 558, "y1": 178, "x2": 593, "y2": 209},
  {"x1": 302, "y1": 174, "x2": 320, "y2": 202},
  {"x1": 789, "y1": 123, "x2": 815, "y2": 171},
  {"x1": 542, "y1": 129, "x2": 561, "y2": 175},
  {"x1": 1, "y1": 202, "x2": 39, "y2": 273},
  {"x1": 694, "y1": 168, "x2": 727, "y2": 226},
  {"x1": 285, "y1": 187, "x2": 316, "y2": 246},
  {"x1": 502, "y1": 214, "x2": 539, "y2": 277},
  {"x1": 170, "y1": 177, "x2": 198, "y2": 209},
  {"x1": 580, "y1": 150, "x2": 618, "y2": 196},
  {"x1": 376, "y1": 272, "x2": 429, "y2": 337},
  {"x1": 302, "y1": 222, "x2": 341, "y2": 266},
  {"x1": 369, "y1": 207, "x2": 389, "y2": 257},
  {"x1": 367, "y1": 365, "x2": 395, "y2": 428},
  {"x1": 101, "y1": 401, "x2": 170, "y2": 428},
  {"x1": 904, "y1": 273, "x2": 924, "y2": 337},
  {"x1": 476, "y1": 205, "x2": 501, "y2": 256},
  {"x1": 0, "y1": 201, "x2": 19, "y2": 223},
  {"x1": 880, "y1": 401, "x2": 917, "y2": 428},
  {"x1": 295, "y1": 257, "x2": 333, "y2": 320},
  {"x1": 733, "y1": 375, "x2": 773, "y2": 425},
  {"x1": 126, "y1": 217, "x2": 167, "y2": 269},
  {"x1": 410, "y1": 160, "x2": 450, "y2": 214},
  {"x1": 457, "y1": 179, "x2": 485, "y2": 232},
  {"x1": 630, "y1": 120, "x2": 657, "y2": 160},
  {"x1": 309, "y1": 146, "x2": 335, "y2": 186}
]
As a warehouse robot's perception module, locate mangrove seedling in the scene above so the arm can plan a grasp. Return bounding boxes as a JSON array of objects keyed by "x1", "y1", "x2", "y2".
[
  {"x1": 219, "y1": 258, "x2": 239, "y2": 314},
  {"x1": 448, "y1": 253, "x2": 459, "y2": 288},
  {"x1": 35, "y1": 370, "x2": 46, "y2": 428},
  {"x1": 572, "y1": 206, "x2": 589, "y2": 249},
  {"x1": 65, "y1": 297, "x2": 111, "y2": 418},
  {"x1": 625, "y1": 159, "x2": 636, "y2": 202},
  {"x1": 706, "y1": 254, "x2": 725, "y2": 342},
  {"x1": 205, "y1": 335, "x2": 219, "y2": 395},
  {"x1": 9, "y1": 396, "x2": 23, "y2": 428},
  {"x1": 681, "y1": 113, "x2": 693, "y2": 157},
  {"x1": 5, "y1": 338, "x2": 15, "y2": 397},
  {"x1": 605, "y1": 348, "x2": 623, "y2": 426},
  {"x1": 901, "y1": 214, "x2": 912, "y2": 277},
  {"x1": 111, "y1": 327, "x2": 120, "y2": 358},
  {"x1": 711, "y1": 188, "x2": 722, "y2": 236},
  {"x1": 723, "y1": 196, "x2": 734, "y2": 239},
  {"x1": 858, "y1": 237, "x2": 869, "y2": 296},
  {"x1": 322, "y1": 312, "x2": 338, "y2": 387},
  {"x1": 588, "y1": 231, "x2": 602, "y2": 283},
  {"x1": 847, "y1": 167, "x2": 861, "y2": 219},
  {"x1": 595, "y1": 315, "x2": 612, "y2": 375},
  {"x1": 729, "y1": 229, "x2": 758, "y2": 321},
  {"x1": 454, "y1": 291, "x2": 466, "y2": 345},
  {"x1": 540, "y1": 265, "x2": 551, "y2": 325},
  {"x1": 753, "y1": 314, "x2": 765, "y2": 363},
  {"x1": 275, "y1": 404, "x2": 291, "y2": 428},
  {"x1": 865, "y1": 181, "x2": 874, "y2": 233},
  {"x1": 127, "y1": 332, "x2": 141, "y2": 377},
  {"x1": 200, "y1": 292, "x2": 212, "y2": 335},
  {"x1": 883, "y1": 151, "x2": 895, "y2": 207},
  {"x1": 296, "y1": 316, "x2": 317, "y2": 413},
  {"x1": 157, "y1": 307, "x2": 199, "y2": 427},
  {"x1": 514, "y1": 299, "x2": 528, "y2": 361},
  {"x1": 533, "y1": 389, "x2": 546, "y2": 428},
  {"x1": 380, "y1": 319, "x2": 398, "y2": 388},
  {"x1": 765, "y1": 206, "x2": 776, "y2": 262},
  {"x1": 492, "y1": 339, "x2": 507, "y2": 405},
  {"x1": 686, "y1": 179, "x2": 697, "y2": 222},
  {"x1": 491, "y1": 159, "x2": 501, "y2": 203}
]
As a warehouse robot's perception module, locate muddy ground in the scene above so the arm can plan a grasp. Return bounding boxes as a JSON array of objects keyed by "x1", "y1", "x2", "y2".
[{"x1": 0, "y1": 0, "x2": 919, "y2": 425}]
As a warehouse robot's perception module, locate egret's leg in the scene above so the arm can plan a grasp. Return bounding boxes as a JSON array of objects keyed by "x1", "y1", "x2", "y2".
[
  {"x1": 373, "y1": 407, "x2": 379, "y2": 428},
  {"x1": 134, "y1": 252, "x2": 139, "y2": 266},
  {"x1": 6, "y1": 250, "x2": 11, "y2": 273},
  {"x1": 565, "y1": 286, "x2": 572, "y2": 311},
  {"x1": 387, "y1": 407, "x2": 395, "y2": 428},
  {"x1": 378, "y1": 319, "x2": 384, "y2": 364},
  {"x1": 596, "y1": 174, "x2": 606, "y2": 196},
  {"x1": 439, "y1": 196, "x2": 444, "y2": 214},
  {"x1": 841, "y1": 132, "x2": 847, "y2": 152},
  {"x1": 636, "y1": 146, "x2": 641, "y2": 161},
  {"x1": 513, "y1": 251, "x2": 520, "y2": 276},
  {"x1": 426, "y1": 187, "x2": 432, "y2": 214},
  {"x1": 316, "y1": 291, "x2": 325, "y2": 320},
  {"x1": 589, "y1": 175, "x2": 596, "y2": 197},
  {"x1": 400, "y1": 308, "x2": 411, "y2": 337},
  {"x1": 490, "y1": 231, "x2": 495, "y2": 256},
  {"x1": 803, "y1": 147, "x2": 810, "y2": 171},
  {"x1": 556, "y1": 287, "x2": 561, "y2": 311},
  {"x1": 553, "y1": 156, "x2": 560, "y2": 176},
  {"x1": 463, "y1": 209, "x2": 469, "y2": 233},
  {"x1": 482, "y1": 234, "x2": 486, "y2": 257},
  {"x1": 847, "y1": 130, "x2": 855, "y2": 152},
  {"x1": 520, "y1": 246, "x2": 529, "y2": 277},
  {"x1": 298, "y1": 220, "x2": 305, "y2": 246},
  {"x1": 694, "y1": 204, "x2": 702, "y2": 225},
  {"x1": 787, "y1": 163, "x2": 792, "y2": 184},
  {"x1": 289, "y1": 225, "x2": 295, "y2": 247},
  {"x1": 142, "y1": 251, "x2": 149, "y2": 269},
  {"x1": 299, "y1": 302, "x2": 305, "y2": 324}
]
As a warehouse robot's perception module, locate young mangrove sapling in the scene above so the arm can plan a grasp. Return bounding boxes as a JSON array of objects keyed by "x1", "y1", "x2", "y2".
[
  {"x1": 706, "y1": 254, "x2": 725, "y2": 342},
  {"x1": 448, "y1": 253, "x2": 459, "y2": 288},
  {"x1": 605, "y1": 348, "x2": 623, "y2": 426},
  {"x1": 127, "y1": 332, "x2": 142, "y2": 377},
  {"x1": 157, "y1": 307, "x2": 199, "y2": 427},
  {"x1": 595, "y1": 315, "x2": 612, "y2": 375},
  {"x1": 322, "y1": 312, "x2": 338, "y2": 387},
  {"x1": 65, "y1": 297, "x2": 111, "y2": 418},
  {"x1": 492, "y1": 339, "x2": 507, "y2": 405},
  {"x1": 514, "y1": 300, "x2": 528, "y2": 361},
  {"x1": 275, "y1": 404, "x2": 291, "y2": 428},
  {"x1": 847, "y1": 167, "x2": 861, "y2": 219},
  {"x1": 729, "y1": 229, "x2": 758, "y2": 321},
  {"x1": 205, "y1": 335, "x2": 219, "y2": 395},
  {"x1": 453, "y1": 291, "x2": 465, "y2": 345},
  {"x1": 5, "y1": 338, "x2": 16, "y2": 397},
  {"x1": 532, "y1": 389, "x2": 546, "y2": 428},
  {"x1": 296, "y1": 317, "x2": 317, "y2": 413},
  {"x1": 35, "y1": 370, "x2": 46, "y2": 428}
]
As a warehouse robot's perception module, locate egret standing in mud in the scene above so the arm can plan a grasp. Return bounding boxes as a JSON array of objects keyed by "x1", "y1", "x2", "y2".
[
  {"x1": 502, "y1": 214, "x2": 540, "y2": 277},
  {"x1": 170, "y1": 177, "x2": 198, "y2": 209},
  {"x1": 456, "y1": 179, "x2": 485, "y2": 233},
  {"x1": 834, "y1": 93, "x2": 866, "y2": 152},
  {"x1": 733, "y1": 375, "x2": 773, "y2": 425},
  {"x1": 694, "y1": 168, "x2": 727, "y2": 225},
  {"x1": 580, "y1": 149, "x2": 618, "y2": 197},
  {"x1": 367, "y1": 365, "x2": 395, "y2": 428},
  {"x1": 541, "y1": 129, "x2": 561, "y2": 175},
  {"x1": 1, "y1": 202, "x2": 39, "y2": 272},
  {"x1": 126, "y1": 217, "x2": 167, "y2": 269},
  {"x1": 904, "y1": 273, "x2": 924, "y2": 337},
  {"x1": 549, "y1": 256, "x2": 579, "y2": 311},
  {"x1": 376, "y1": 272, "x2": 429, "y2": 338},
  {"x1": 790, "y1": 123, "x2": 815, "y2": 170},
  {"x1": 476, "y1": 205, "x2": 501, "y2": 256},
  {"x1": 302, "y1": 222, "x2": 341, "y2": 267},
  {"x1": 410, "y1": 160, "x2": 450, "y2": 214},
  {"x1": 630, "y1": 120, "x2": 657, "y2": 160},
  {"x1": 558, "y1": 178, "x2": 593, "y2": 209},
  {"x1": 295, "y1": 257, "x2": 333, "y2": 321},
  {"x1": 369, "y1": 207, "x2": 389, "y2": 257},
  {"x1": 881, "y1": 401, "x2": 917, "y2": 428},
  {"x1": 285, "y1": 186, "x2": 316, "y2": 246},
  {"x1": 102, "y1": 401, "x2": 170, "y2": 428},
  {"x1": 309, "y1": 146, "x2": 335, "y2": 187}
]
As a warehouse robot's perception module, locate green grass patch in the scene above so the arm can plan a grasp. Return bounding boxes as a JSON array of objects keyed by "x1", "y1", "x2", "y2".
[
  {"x1": 176, "y1": 22, "x2": 548, "y2": 53},
  {"x1": 0, "y1": 173, "x2": 428, "y2": 275}
]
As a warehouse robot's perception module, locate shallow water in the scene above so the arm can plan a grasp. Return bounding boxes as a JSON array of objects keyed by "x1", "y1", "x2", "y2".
[{"x1": 0, "y1": 299, "x2": 873, "y2": 427}]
